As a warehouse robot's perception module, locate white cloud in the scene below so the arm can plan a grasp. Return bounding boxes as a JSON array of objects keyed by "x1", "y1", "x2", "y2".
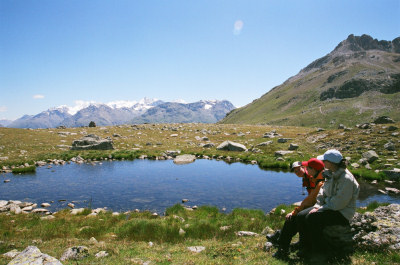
[
  {"x1": 0, "y1": 106, "x2": 7, "y2": 112},
  {"x1": 33, "y1": 94, "x2": 45, "y2": 99},
  {"x1": 233, "y1": 20, "x2": 244, "y2": 35}
]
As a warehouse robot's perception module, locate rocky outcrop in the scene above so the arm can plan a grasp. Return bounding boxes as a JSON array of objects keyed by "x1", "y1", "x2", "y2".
[
  {"x1": 352, "y1": 204, "x2": 400, "y2": 250},
  {"x1": 216, "y1": 141, "x2": 247, "y2": 151},
  {"x1": 374, "y1": 116, "x2": 395, "y2": 124},
  {"x1": 70, "y1": 134, "x2": 113, "y2": 150},
  {"x1": 7, "y1": 246, "x2": 62, "y2": 265}
]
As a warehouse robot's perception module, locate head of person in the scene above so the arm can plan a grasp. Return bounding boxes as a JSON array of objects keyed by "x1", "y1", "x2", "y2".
[
  {"x1": 301, "y1": 158, "x2": 324, "y2": 181},
  {"x1": 317, "y1": 149, "x2": 346, "y2": 172},
  {"x1": 291, "y1": 161, "x2": 305, "y2": 177}
]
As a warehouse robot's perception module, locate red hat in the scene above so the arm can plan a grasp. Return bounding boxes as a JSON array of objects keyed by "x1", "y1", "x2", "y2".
[{"x1": 302, "y1": 158, "x2": 325, "y2": 171}]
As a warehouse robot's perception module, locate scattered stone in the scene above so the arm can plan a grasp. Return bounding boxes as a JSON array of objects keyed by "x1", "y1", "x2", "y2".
[
  {"x1": 288, "y1": 143, "x2": 299, "y2": 150},
  {"x1": 363, "y1": 150, "x2": 379, "y2": 163},
  {"x1": 179, "y1": 228, "x2": 186, "y2": 236},
  {"x1": 41, "y1": 215, "x2": 55, "y2": 220},
  {"x1": 68, "y1": 203, "x2": 75, "y2": 208},
  {"x1": 383, "y1": 169, "x2": 400, "y2": 181},
  {"x1": 41, "y1": 203, "x2": 51, "y2": 208},
  {"x1": 256, "y1": 141, "x2": 273, "y2": 147},
  {"x1": 374, "y1": 116, "x2": 395, "y2": 124},
  {"x1": 71, "y1": 134, "x2": 113, "y2": 150},
  {"x1": 182, "y1": 199, "x2": 189, "y2": 203},
  {"x1": 187, "y1": 246, "x2": 205, "y2": 253},
  {"x1": 173, "y1": 154, "x2": 196, "y2": 164},
  {"x1": 60, "y1": 246, "x2": 89, "y2": 261},
  {"x1": 351, "y1": 163, "x2": 360, "y2": 169},
  {"x1": 89, "y1": 237, "x2": 98, "y2": 244},
  {"x1": 148, "y1": 242, "x2": 154, "y2": 247},
  {"x1": 388, "y1": 126, "x2": 398, "y2": 131},
  {"x1": 8, "y1": 246, "x2": 62, "y2": 265},
  {"x1": 95, "y1": 251, "x2": 109, "y2": 259},
  {"x1": 71, "y1": 208, "x2": 85, "y2": 215},
  {"x1": 264, "y1": 242, "x2": 273, "y2": 251},
  {"x1": 385, "y1": 187, "x2": 400, "y2": 194},
  {"x1": 277, "y1": 138, "x2": 291, "y2": 143},
  {"x1": 220, "y1": 226, "x2": 232, "y2": 231},
  {"x1": 274, "y1": 150, "x2": 294, "y2": 157},
  {"x1": 216, "y1": 141, "x2": 247, "y2": 151},
  {"x1": 384, "y1": 142, "x2": 396, "y2": 151},
  {"x1": 236, "y1": 231, "x2": 259, "y2": 237}
]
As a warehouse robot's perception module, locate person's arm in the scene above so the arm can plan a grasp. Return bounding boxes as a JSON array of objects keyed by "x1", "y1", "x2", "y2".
[{"x1": 292, "y1": 181, "x2": 324, "y2": 215}]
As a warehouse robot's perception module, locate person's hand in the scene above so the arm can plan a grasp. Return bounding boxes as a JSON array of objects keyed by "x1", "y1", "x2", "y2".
[
  {"x1": 285, "y1": 212, "x2": 293, "y2": 220},
  {"x1": 309, "y1": 207, "x2": 319, "y2": 214}
]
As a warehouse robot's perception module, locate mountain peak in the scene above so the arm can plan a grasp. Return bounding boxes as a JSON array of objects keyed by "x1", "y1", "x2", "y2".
[{"x1": 333, "y1": 34, "x2": 400, "y2": 54}]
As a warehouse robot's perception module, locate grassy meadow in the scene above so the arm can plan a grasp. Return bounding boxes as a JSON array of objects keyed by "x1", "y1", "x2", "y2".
[{"x1": 0, "y1": 123, "x2": 399, "y2": 264}]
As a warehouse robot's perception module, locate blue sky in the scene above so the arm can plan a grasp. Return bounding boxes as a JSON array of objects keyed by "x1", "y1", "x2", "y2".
[{"x1": 0, "y1": 0, "x2": 399, "y2": 120}]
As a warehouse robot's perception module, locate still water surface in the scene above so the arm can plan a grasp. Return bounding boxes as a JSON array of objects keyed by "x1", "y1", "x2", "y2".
[{"x1": 1, "y1": 159, "x2": 398, "y2": 213}]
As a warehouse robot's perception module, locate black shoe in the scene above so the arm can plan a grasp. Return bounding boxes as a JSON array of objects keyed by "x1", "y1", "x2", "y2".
[
  {"x1": 272, "y1": 249, "x2": 289, "y2": 260},
  {"x1": 266, "y1": 230, "x2": 281, "y2": 244}
]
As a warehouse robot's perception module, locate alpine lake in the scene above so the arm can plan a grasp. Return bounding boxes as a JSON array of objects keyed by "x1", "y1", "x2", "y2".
[{"x1": 1, "y1": 159, "x2": 399, "y2": 214}]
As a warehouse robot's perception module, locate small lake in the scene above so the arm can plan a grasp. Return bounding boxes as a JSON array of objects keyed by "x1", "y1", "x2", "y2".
[{"x1": 1, "y1": 159, "x2": 399, "y2": 214}]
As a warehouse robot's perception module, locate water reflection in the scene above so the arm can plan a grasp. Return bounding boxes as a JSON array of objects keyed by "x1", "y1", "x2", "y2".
[{"x1": 1, "y1": 159, "x2": 398, "y2": 214}]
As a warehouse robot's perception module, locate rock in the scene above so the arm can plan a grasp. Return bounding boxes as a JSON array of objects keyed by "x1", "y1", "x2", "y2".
[
  {"x1": 384, "y1": 142, "x2": 396, "y2": 151},
  {"x1": 338, "y1": 124, "x2": 346, "y2": 129},
  {"x1": 179, "y1": 228, "x2": 186, "y2": 235},
  {"x1": 68, "y1": 203, "x2": 75, "y2": 208},
  {"x1": 71, "y1": 134, "x2": 113, "y2": 150},
  {"x1": 0, "y1": 200, "x2": 8, "y2": 208},
  {"x1": 277, "y1": 138, "x2": 291, "y2": 143},
  {"x1": 89, "y1": 237, "x2": 98, "y2": 244},
  {"x1": 363, "y1": 150, "x2": 379, "y2": 163},
  {"x1": 216, "y1": 141, "x2": 247, "y2": 151},
  {"x1": 173, "y1": 154, "x2": 196, "y2": 164},
  {"x1": 388, "y1": 126, "x2": 398, "y2": 131},
  {"x1": 351, "y1": 163, "x2": 360, "y2": 168},
  {"x1": 323, "y1": 225, "x2": 354, "y2": 255},
  {"x1": 288, "y1": 143, "x2": 299, "y2": 150},
  {"x1": 274, "y1": 150, "x2": 294, "y2": 157},
  {"x1": 60, "y1": 246, "x2": 89, "y2": 261},
  {"x1": 8, "y1": 246, "x2": 62, "y2": 265},
  {"x1": 187, "y1": 246, "x2": 205, "y2": 253},
  {"x1": 70, "y1": 208, "x2": 85, "y2": 215},
  {"x1": 41, "y1": 203, "x2": 51, "y2": 208},
  {"x1": 383, "y1": 169, "x2": 400, "y2": 180},
  {"x1": 264, "y1": 242, "x2": 273, "y2": 251},
  {"x1": 182, "y1": 199, "x2": 189, "y2": 203},
  {"x1": 236, "y1": 231, "x2": 259, "y2": 237},
  {"x1": 202, "y1": 143, "x2": 215, "y2": 148},
  {"x1": 374, "y1": 116, "x2": 395, "y2": 124},
  {"x1": 95, "y1": 251, "x2": 109, "y2": 258},
  {"x1": 3, "y1": 249, "x2": 20, "y2": 258},
  {"x1": 352, "y1": 204, "x2": 400, "y2": 250},
  {"x1": 31, "y1": 208, "x2": 50, "y2": 214},
  {"x1": 256, "y1": 141, "x2": 273, "y2": 147},
  {"x1": 385, "y1": 187, "x2": 400, "y2": 194},
  {"x1": 220, "y1": 225, "x2": 232, "y2": 231}
]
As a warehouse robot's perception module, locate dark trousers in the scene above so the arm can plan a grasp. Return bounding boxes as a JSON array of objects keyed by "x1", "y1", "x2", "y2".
[
  {"x1": 277, "y1": 215, "x2": 299, "y2": 251},
  {"x1": 296, "y1": 207, "x2": 349, "y2": 253}
]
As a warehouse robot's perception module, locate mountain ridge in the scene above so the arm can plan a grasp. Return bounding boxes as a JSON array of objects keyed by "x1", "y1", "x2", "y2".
[
  {"x1": 220, "y1": 34, "x2": 400, "y2": 128},
  {"x1": 8, "y1": 99, "x2": 235, "y2": 129}
]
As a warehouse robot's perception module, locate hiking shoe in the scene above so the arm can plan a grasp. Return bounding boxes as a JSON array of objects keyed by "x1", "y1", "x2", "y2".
[
  {"x1": 266, "y1": 230, "x2": 281, "y2": 244},
  {"x1": 272, "y1": 249, "x2": 289, "y2": 260}
]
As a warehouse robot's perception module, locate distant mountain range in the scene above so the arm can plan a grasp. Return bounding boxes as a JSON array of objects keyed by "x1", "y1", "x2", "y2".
[
  {"x1": 221, "y1": 34, "x2": 400, "y2": 127},
  {"x1": 4, "y1": 98, "x2": 235, "y2": 129}
]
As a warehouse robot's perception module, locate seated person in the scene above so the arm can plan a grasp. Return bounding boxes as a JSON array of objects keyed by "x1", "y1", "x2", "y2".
[
  {"x1": 270, "y1": 158, "x2": 325, "y2": 259},
  {"x1": 296, "y1": 149, "x2": 360, "y2": 261},
  {"x1": 291, "y1": 161, "x2": 316, "y2": 194}
]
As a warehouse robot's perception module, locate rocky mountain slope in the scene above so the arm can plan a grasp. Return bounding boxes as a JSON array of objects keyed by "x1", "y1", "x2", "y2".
[
  {"x1": 8, "y1": 99, "x2": 235, "y2": 128},
  {"x1": 221, "y1": 34, "x2": 400, "y2": 128}
]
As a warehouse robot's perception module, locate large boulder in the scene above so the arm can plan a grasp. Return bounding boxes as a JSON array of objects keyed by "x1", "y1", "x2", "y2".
[
  {"x1": 216, "y1": 141, "x2": 247, "y2": 152},
  {"x1": 383, "y1": 169, "x2": 400, "y2": 181},
  {"x1": 8, "y1": 246, "x2": 62, "y2": 265},
  {"x1": 71, "y1": 134, "x2": 113, "y2": 150}
]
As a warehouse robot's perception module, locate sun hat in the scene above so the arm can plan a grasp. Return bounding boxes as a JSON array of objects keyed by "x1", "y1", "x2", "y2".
[
  {"x1": 317, "y1": 149, "x2": 343, "y2": 164},
  {"x1": 301, "y1": 158, "x2": 325, "y2": 171},
  {"x1": 291, "y1": 161, "x2": 302, "y2": 170}
]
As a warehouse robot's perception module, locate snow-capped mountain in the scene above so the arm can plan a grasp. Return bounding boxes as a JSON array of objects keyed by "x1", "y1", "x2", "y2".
[{"x1": 7, "y1": 98, "x2": 235, "y2": 128}]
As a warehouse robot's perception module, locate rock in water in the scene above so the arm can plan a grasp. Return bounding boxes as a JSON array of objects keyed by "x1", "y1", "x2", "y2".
[
  {"x1": 173, "y1": 154, "x2": 196, "y2": 164},
  {"x1": 8, "y1": 246, "x2": 62, "y2": 265}
]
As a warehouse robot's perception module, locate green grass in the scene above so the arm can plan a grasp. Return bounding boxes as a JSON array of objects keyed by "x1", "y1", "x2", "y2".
[{"x1": 11, "y1": 165, "x2": 36, "y2": 174}]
